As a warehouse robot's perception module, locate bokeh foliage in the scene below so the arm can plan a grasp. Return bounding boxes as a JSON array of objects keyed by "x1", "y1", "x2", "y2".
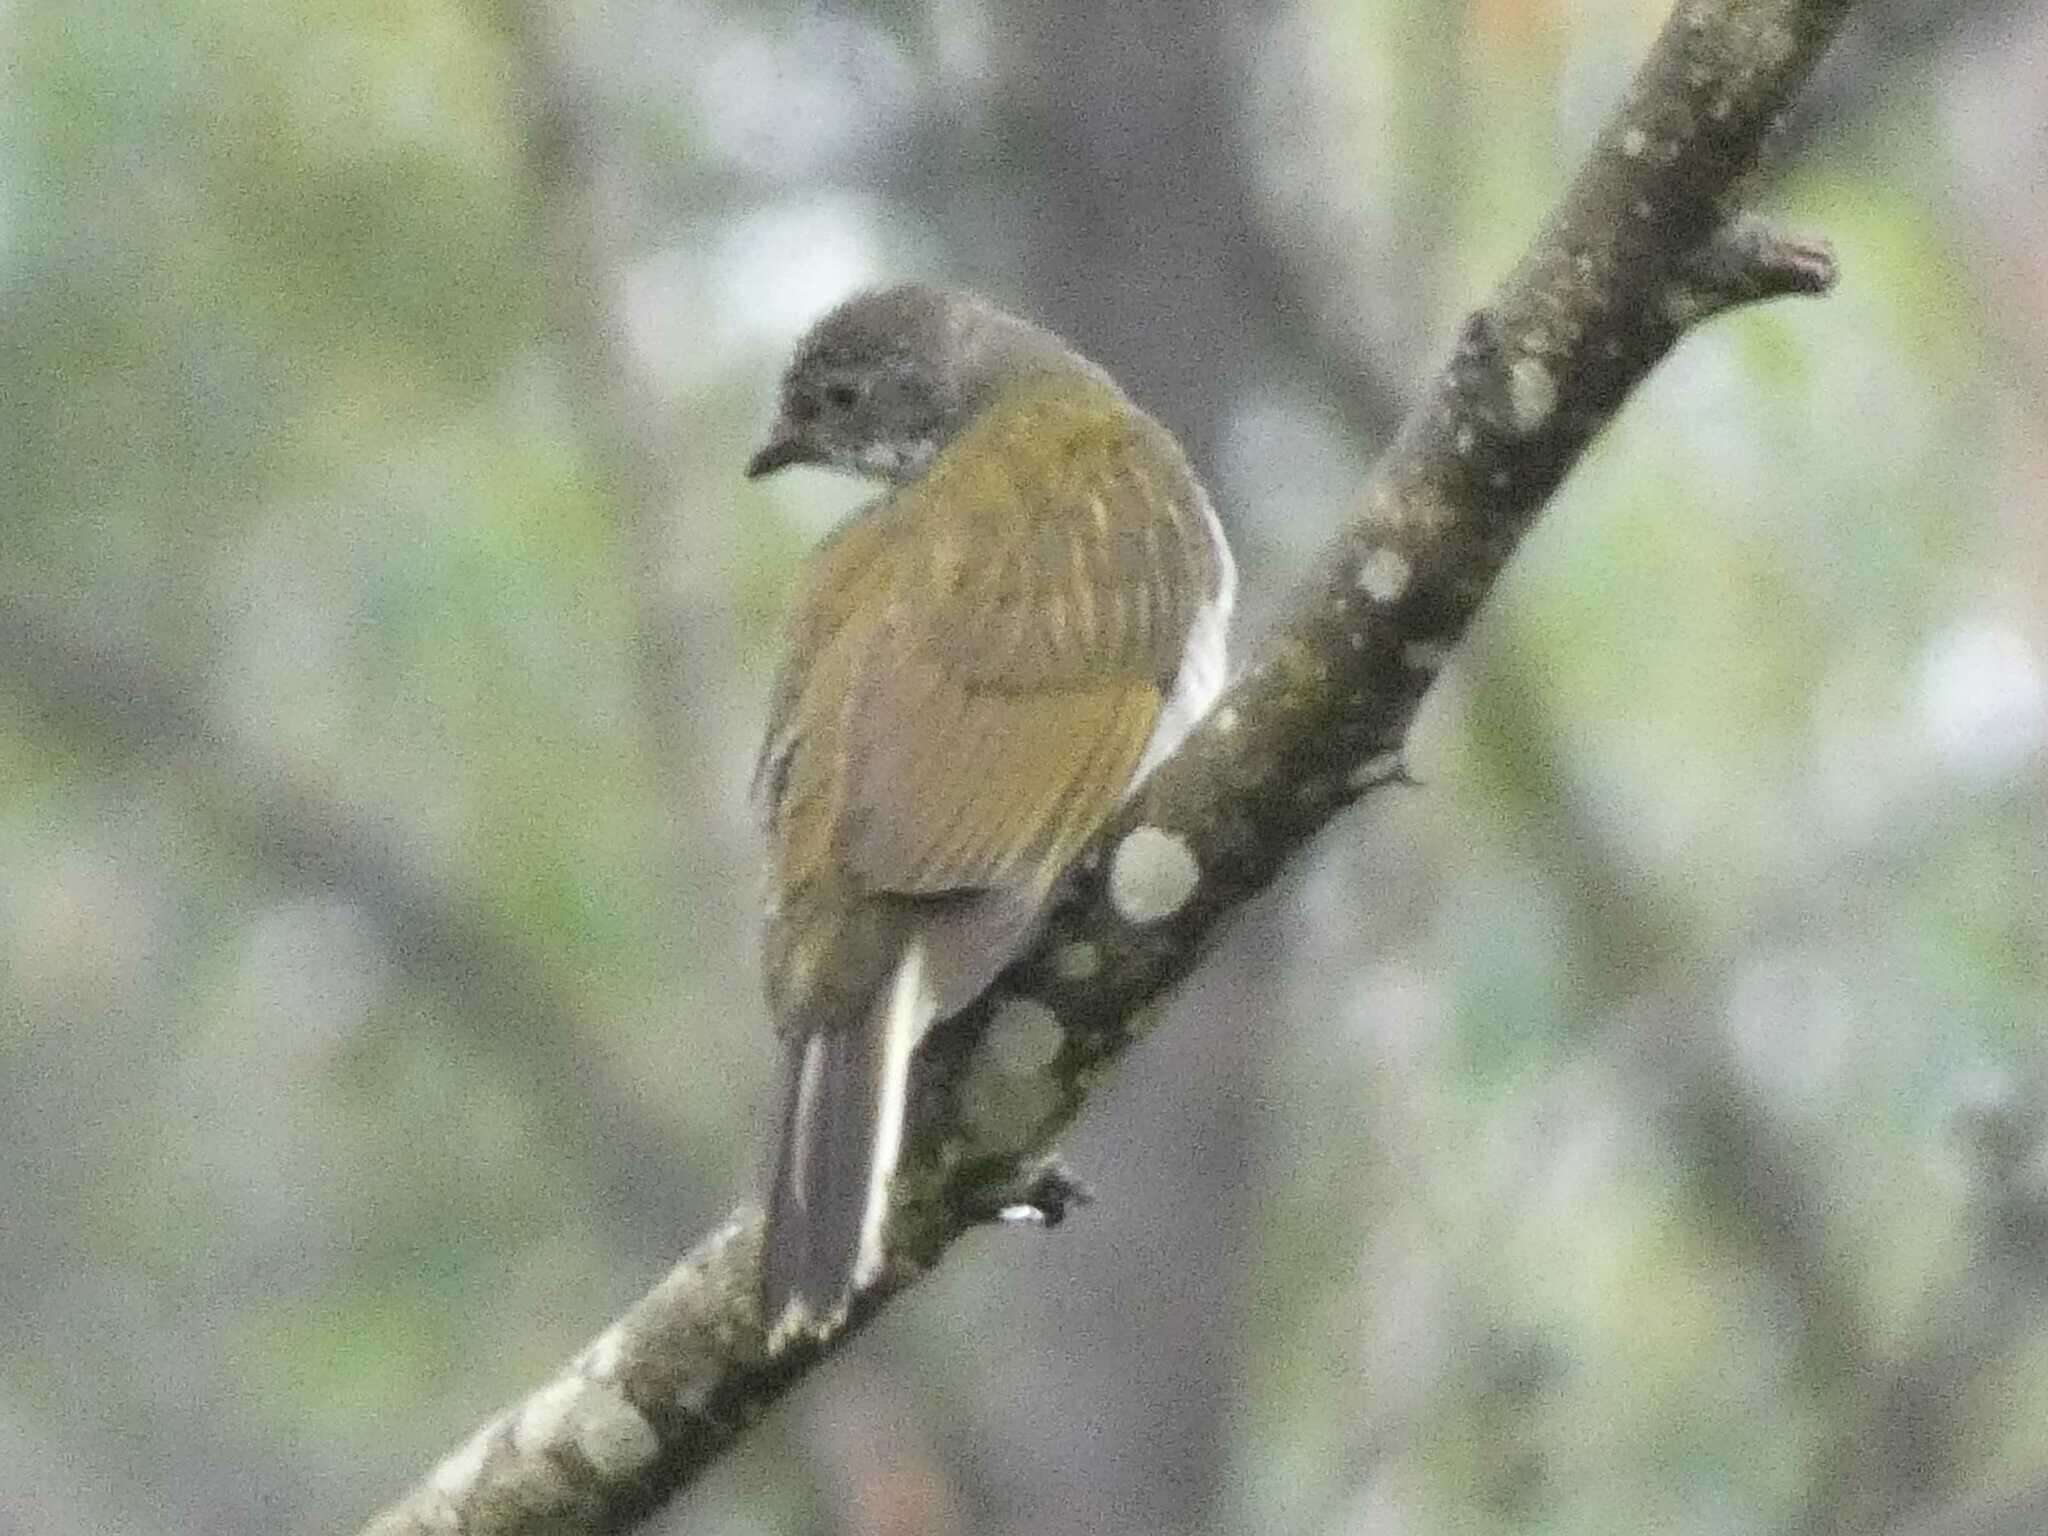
[{"x1": 4, "y1": 1, "x2": 2046, "y2": 1533}]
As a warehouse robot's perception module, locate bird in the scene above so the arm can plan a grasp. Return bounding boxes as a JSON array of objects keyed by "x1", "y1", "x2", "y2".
[{"x1": 744, "y1": 284, "x2": 1234, "y2": 1341}]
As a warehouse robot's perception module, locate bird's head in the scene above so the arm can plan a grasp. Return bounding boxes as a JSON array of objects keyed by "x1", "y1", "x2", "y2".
[{"x1": 746, "y1": 284, "x2": 1113, "y2": 485}]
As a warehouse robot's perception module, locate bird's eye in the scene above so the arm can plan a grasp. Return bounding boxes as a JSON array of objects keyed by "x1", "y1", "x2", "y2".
[{"x1": 823, "y1": 381, "x2": 861, "y2": 411}]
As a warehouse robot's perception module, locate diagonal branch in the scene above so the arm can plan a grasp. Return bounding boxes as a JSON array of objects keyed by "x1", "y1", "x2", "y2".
[{"x1": 356, "y1": 0, "x2": 1851, "y2": 1530}]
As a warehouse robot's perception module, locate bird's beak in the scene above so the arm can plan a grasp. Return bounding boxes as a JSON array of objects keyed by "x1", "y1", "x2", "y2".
[{"x1": 746, "y1": 426, "x2": 809, "y2": 479}]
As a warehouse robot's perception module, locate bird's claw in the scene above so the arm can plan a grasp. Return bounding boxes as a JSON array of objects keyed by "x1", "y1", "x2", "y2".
[{"x1": 970, "y1": 1155, "x2": 1095, "y2": 1229}]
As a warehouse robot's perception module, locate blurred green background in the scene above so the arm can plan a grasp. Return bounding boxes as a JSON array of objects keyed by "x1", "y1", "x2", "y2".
[{"x1": 5, "y1": 0, "x2": 2047, "y2": 1532}]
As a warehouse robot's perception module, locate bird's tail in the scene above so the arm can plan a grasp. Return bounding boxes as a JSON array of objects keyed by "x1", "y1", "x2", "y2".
[{"x1": 761, "y1": 942, "x2": 930, "y2": 1343}]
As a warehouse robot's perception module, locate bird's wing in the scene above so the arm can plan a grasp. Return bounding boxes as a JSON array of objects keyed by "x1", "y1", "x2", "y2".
[
  {"x1": 752, "y1": 498, "x2": 895, "y2": 831},
  {"x1": 838, "y1": 662, "x2": 1163, "y2": 893},
  {"x1": 765, "y1": 389, "x2": 1222, "y2": 900}
]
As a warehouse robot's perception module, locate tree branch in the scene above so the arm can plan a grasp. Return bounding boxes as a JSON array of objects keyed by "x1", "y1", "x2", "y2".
[{"x1": 356, "y1": 0, "x2": 1850, "y2": 1529}]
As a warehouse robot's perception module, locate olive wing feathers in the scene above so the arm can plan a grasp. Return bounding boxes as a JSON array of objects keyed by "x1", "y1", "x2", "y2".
[{"x1": 759, "y1": 384, "x2": 1220, "y2": 901}]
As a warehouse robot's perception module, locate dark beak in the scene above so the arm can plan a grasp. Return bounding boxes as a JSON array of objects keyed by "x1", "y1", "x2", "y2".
[{"x1": 746, "y1": 428, "x2": 809, "y2": 479}]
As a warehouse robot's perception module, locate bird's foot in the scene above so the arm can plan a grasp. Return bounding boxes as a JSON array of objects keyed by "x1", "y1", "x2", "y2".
[{"x1": 967, "y1": 1153, "x2": 1095, "y2": 1229}]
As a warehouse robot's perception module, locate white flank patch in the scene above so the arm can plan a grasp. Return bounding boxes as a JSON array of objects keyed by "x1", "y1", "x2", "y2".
[{"x1": 1134, "y1": 487, "x2": 1237, "y2": 785}]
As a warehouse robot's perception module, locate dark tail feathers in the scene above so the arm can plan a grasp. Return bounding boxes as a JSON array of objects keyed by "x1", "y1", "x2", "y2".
[{"x1": 761, "y1": 945, "x2": 925, "y2": 1341}]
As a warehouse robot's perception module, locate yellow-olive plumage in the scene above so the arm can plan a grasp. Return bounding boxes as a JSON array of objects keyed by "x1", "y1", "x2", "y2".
[{"x1": 747, "y1": 287, "x2": 1233, "y2": 1340}]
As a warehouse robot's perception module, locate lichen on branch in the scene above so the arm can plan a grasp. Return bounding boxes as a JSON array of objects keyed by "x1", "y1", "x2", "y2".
[{"x1": 357, "y1": 1, "x2": 1851, "y2": 1530}]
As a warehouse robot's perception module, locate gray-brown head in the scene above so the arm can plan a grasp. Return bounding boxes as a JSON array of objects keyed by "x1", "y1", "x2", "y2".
[{"x1": 746, "y1": 284, "x2": 1114, "y2": 484}]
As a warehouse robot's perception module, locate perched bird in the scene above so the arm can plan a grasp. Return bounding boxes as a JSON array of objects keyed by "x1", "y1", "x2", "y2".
[{"x1": 745, "y1": 284, "x2": 1234, "y2": 1339}]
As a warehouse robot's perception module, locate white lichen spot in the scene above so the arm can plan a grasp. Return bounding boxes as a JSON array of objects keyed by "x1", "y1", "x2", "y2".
[
  {"x1": 1348, "y1": 632, "x2": 1367, "y2": 651},
  {"x1": 515, "y1": 1375, "x2": 660, "y2": 1478},
  {"x1": 575, "y1": 1322, "x2": 631, "y2": 1382},
  {"x1": 1108, "y1": 825, "x2": 1201, "y2": 925},
  {"x1": 1631, "y1": 197, "x2": 1655, "y2": 221},
  {"x1": 1403, "y1": 641, "x2": 1451, "y2": 673},
  {"x1": 577, "y1": 1394, "x2": 662, "y2": 1475},
  {"x1": 1355, "y1": 547, "x2": 1413, "y2": 604},
  {"x1": 1621, "y1": 125, "x2": 1648, "y2": 158},
  {"x1": 961, "y1": 1004, "x2": 1064, "y2": 1152},
  {"x1": 1710, "y1": 96, "x2": 1733, "y2": 121},
  {"x1": 430, "y1": 1417, "x2": 503, "y2": 1499},
  {"x1": 1506, "y1": 356, "x2": 1557, "y2": 435},
  {"x1": 1348, "y1": 751, "x2": 1405, "y2": 791},
  {"x1": 1054, "y1": 940, "x2": 1102, "y2": 981},
  {"x1": 1453, "y1": 422, "x2": 1477, "y2": 456},
  {"x1": 1212, "y1": 704, "x2": 1240, "y2": 735},
  {"x1": 986, "y1": 997, "x2": 1064, "y2": 1077},
  {"x1": 1488, "y1": 469, "x2": 1511, "y2": 490}
]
